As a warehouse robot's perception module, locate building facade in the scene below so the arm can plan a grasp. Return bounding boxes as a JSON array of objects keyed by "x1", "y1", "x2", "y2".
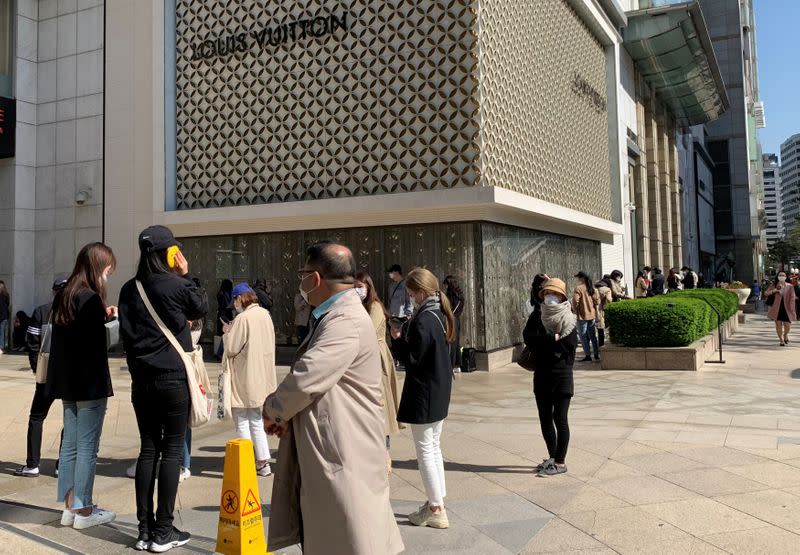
[
  {"x1": 781, "y1": 134, "x2": 800, "y2": 235},
  {"x1": 763, "y1": 153, "x2": 783, "y2": 246},
  {"x1": 679, "y1": 126, "x2": 717, "y2": 281}
]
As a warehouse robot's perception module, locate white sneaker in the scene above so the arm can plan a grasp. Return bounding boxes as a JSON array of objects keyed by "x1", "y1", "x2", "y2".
[
  {"x1": 60, "y1": 509, "x2": 75, "y2": 526},
  {"x1": 14, "y1": 466, "x2": 40, "y2": 477},
  {"x1": 73, "y1": 506, "x2": 116, "y2": 530},
  {"x1": 256, "y1": 462, "x2": 272, "y2": 477},
  {"x1": 126, "y1": 462, "x2": 137, "y2": 478},
  {"x1": 178, "y1": 467, "x2": 191, "y2": 482}
]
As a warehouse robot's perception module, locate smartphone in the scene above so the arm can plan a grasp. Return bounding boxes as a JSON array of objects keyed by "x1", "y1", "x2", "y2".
[
  {"x1": 219, "y1": 317, "x2": 229, "y2": 326},
  {"x1": 167, "y1": 245, "x2": 181, "y2": 269}
]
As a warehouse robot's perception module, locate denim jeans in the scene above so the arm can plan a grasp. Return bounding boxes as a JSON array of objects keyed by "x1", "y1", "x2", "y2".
[
  {"x1": 577, "y1": 319, "x2": 599, "y2": 358},
  {"x1": 233, "y1": 407, "x2": 271, "y2": 462},
  {"x1": 183, "y1": 427, "x2": 191, "y2": 470},
  {"x1": 57, "y1": 398, "x2": 108, "y2": 509},
  {"x1": 0, "y1": 319, "x2": 7, "y2": 350}
]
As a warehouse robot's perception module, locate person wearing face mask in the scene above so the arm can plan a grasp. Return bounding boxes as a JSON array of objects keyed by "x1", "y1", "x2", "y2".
[
  {"x1": 766, "y1": 272, "x2": 796, "y2": 346},
  {"x1": 46, "y1": 243, "x2": 118, "y2": 531},
  {"x1": 391, "y1": 268, "x2": 455, "y2": 529},
  {"x1": 355, "y1": 271, "x2": 401, "y2": 472},
  {"x1": 118, "y1": 226, "x2": 208, "y2": 552},
  {"x1": 221, "y1": 283, "x2": 277, "y2": 477},
  {"x1": 523, "y1": 276, "x2": 578, "y2": 476},
  {"x1": 609, "y1": 269, "x2": 627, "y2": 300},
  {"x1": 294, "y1": 291, "x2": 311, "y2": 344},
  {"x1": 572, "y1": 271, "x2": 601, "y2": 362}
]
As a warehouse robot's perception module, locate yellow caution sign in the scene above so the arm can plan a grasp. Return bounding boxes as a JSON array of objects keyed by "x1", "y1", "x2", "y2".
[{"x1": 216, "y1": 438, "x2": 271, "y2": 555}]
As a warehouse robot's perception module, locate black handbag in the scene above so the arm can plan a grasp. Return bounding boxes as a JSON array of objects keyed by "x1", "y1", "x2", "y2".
[
  {"x1": 460, "y1": 347, "x2": 477, "y2": 372},
  {"x1": 517, "y1": 347, "x2": 536, "y2": 372}
]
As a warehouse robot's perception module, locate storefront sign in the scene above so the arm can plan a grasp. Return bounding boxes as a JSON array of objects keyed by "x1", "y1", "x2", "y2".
[
  {"x1": 572, "y1": 74, "x2": 607, "y2": 113},
  {"x1": 189, "y1": 12, "x2": 349, "y2": 62},
  {"x1": 0, "y1": 96, "x2": 15, "y2": 159}
]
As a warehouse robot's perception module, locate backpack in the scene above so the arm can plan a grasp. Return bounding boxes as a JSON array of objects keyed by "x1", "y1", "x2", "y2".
[{"x1": 460, "y1": 347, "x2": 477, "y2": 373}]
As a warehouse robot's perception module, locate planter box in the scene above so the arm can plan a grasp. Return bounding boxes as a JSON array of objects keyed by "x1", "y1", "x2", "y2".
[{"x1": 600, "y1": 313, "x2": 738, "y2": 371}]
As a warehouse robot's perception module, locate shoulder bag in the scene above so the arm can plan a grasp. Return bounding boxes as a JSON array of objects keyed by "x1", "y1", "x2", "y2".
[
  {"x1": 517, "y1": 346, "x2": 536, "y2": 372},
  {"x1": 136, "y1": 281, "x2": 213, "y2": 427},
  {"x1": 35, "y1": 320, "x2": 53, "y2": 384}
]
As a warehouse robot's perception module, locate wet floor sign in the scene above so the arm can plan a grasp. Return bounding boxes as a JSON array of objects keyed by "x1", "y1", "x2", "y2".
[{"x1": 216, "y1": 438, "x2": 271, "y2": 554}]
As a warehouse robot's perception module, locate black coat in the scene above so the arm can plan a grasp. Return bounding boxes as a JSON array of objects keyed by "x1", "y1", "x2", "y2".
[
  {"x1": 0, "y1": 292, "x2": 8, "y2": 322},
  {"x1": 26, "y1": 301, "x2": 52, "y2": 371},
  {"x1": 46, "y1": 289, "x2": 113, "y2": 402},
  {"x1": 255, "y1": 287, "x2": 273, "y2": 312},
  {"x1": 119, "y1": 272, "x2": 207, "y2": 379},
  {"x1": 523, "y1": 306, "x2": 578, "y2": 396},
  {"x1": 649, "y1": 274, "x2": 665, "y2": 295},
  {"x1": 395, "y1": 301, "x2": 453, "y2": 425}
]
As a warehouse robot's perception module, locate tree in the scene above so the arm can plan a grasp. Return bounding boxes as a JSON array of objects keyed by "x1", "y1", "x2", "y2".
[{"x1": 768, "y1": 240, "x2": 799, "y2": 271}]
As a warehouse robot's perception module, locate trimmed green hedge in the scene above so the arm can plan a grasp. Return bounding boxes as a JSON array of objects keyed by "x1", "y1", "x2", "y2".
[{"x1": 605, "y1": 289, "x2": 738, "y2": 347}]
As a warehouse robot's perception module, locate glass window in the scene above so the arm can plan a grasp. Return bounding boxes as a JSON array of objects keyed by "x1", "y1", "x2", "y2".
[{"x1": 0, "y1": 0, "x2": 12, "y2": 97}]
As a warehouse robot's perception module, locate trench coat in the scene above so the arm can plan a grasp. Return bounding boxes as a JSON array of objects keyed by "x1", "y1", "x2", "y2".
[
  {"x1": 222, "y1": 303, "x2": 277, "y2": 408},
  {"x1": 368, "y1": 302, "x2": 402, "y2": 436},
  {"x1": 767, "y1": 283, "x2": 797, "y2": 322},
  {"x1": 262, "y1": 290, "x2": 404, "y2": 555}
]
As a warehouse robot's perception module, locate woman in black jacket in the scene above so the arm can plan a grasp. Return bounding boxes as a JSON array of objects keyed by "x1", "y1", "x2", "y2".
[
  {"x1": 118, "y1": 226, "x2": 208, "y2": 552},
  {"x1": 443, "y1": 275, "x2": 465, "y2": 372},
  {"x1": 523, "y1": 275, "x2": 578, "y2": 477},
  {"x1": 48, "y1": 242, "x2": 117, "y2": 531},
  {"x1": 391, "y1": 268, "x2": 455, "y2": 530}
]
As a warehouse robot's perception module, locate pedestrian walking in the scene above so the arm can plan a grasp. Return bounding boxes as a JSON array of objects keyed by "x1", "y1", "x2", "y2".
[
  {"x1": 263, "y1": 242, "x2": 403, "y2": 555},
  {"x1": 0, "y1": 280, "x2": 10, "y2": 353},
  {"x1": 222, "y1": 282, "x2": 277, "y2": 478},
  {"x1": 355, "y1": 271, "x2": 402, "y2": 473},
  {"x1": 294, "y1": 291, "x2": 310, "y2": 344},
  {"x1": 766, "y1": 271, "x2": 796, "y2": 346},
  {"x1": 443, "y1": 275, "x2": 465, "y2": 373},
  {"x1": 214, "y1": 279, "x2": 233, "y2": 360},
  {"x1": 634, "y1": 269, "x2": 649, "y2": 298},
  {"x1": 572, "y1": 271, "x2": 600, "y2": 362},
  {"x1": 252, "y1": 278, "x2": 274, "y2": 312},
  {"x1": 667, "y1": 268, "x2": 682, "y2": 292},
  {"x1": 523, "y1": 276, "x2": 578, "y2": 476},
  {"x1": 14, "y1": 276, "x2": 68, "y2": 478},
  {"x1": 391, "y1": 268, "x2": 455, "y2": 529},
  {"x1": 648, "y1": 268, "x2": 666, "y2": 296},
  {"x1": 118, "y1": 226, "x2": 208, "y2": 552},
  {"x1": 595, "y1": 277, "x2": 613, "y2": 347},
  {"x1": 47, "y1": 243, "x2": 117, "y2": 531}
]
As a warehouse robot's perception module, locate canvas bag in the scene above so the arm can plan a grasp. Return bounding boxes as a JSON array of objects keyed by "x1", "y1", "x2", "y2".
[
  {"x1": 136, "y1": 280, "x2": 213, "y2": 427},
  {"x1": 217, "y1": 359, "x2": 232, "y2": 421},
  {"x1": 34, "y1": 321, "x2": 53, "y2": 384}
]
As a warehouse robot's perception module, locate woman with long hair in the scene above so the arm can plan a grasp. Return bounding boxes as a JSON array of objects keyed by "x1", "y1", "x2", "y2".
[
  {"x1": 666, "y1": 268, "x2": 682, "y2": 293},
  {"x1": 47, "y1": 243, "x2": 117, "y2": 531},
  {"x1": 443, "y1": 275, "x2": 465, "y2": 372},
  {"x1": 118, "y1": 226, "x2": 207, "y2": 552},
  {"x1": 572, "y1": 271, "x2": 600, "y2": 362},
  {"x1": 391, "y1": 268, "x2": 455, "y2": 529},
  {"x1": 355, "y1": 271, "x2": 401, "y2": 472},
  {"x1": 634, "y1": 269, "x2": 649, "y2": 298},
  {"x1": 222, "y1": 283, "x2": 277, "y2": 477},
  {"x1": 523, "y1": 276, "x2": 578, "y2": 476},
  {"x1": 766, "y1": 270, "x2": 797, "y2": 346}
]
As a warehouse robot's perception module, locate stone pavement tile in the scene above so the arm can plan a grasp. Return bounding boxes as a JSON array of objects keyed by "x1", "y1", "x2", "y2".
[
  {"x1": 778, "y1": 418, "x2": 800, "y2": 431},
  {"x1": 628, "y1": 429, "x2": 680, "y2": 443},
  {"x1": 714, "y1": 489, "x2": 800, "y2": 532},
  {"x1": 701, "y1": 526, "x2": 800, "y2": 555},
  {"x1": 445, "y1": 494, "x2": 551, "y2": 525},
  {"x1": 674, "y1": 430, "x2": 729, "y2": 446},
  {"x1": 639, "y1": 498, "x2": 766, "y2": 536},
  {"x1": 661, "y1": 445, "x2": 771, "y2": 467},
  {"x1": 0, "y1": 527, "x2": 63, "y2": 554},
  {"x1": 557, "y1": 448, "x2": 608, "y2": 479},
  {"x1": 436, "y1": 472, "x2": 510, "y2": 501},
  {"x1": 518, "y1": 517, "x2": 610, "y2": 553},
  {"x1": 723, "y1": 461, "x2": 800, "y2": 488},
  {"x1": 725, "y1": 432, "x2": 778, "y2": 450},
  {"x1": 608, "y1": 439, "x2": 663, "y2": 459},
  {"x1": 568, "y1": 437, "x2": 626, "y2": 458},
  {"x1": 730, "y1": 415, "x2": 778, "y2": 429},
  {"x1": 592, "y1": 475, "x2": 699, "y2": 506},
  {"x1": 615, "y1": 451, "x2": 709, "y2": 474},
  {"x1": 620, "y1": 537, "x2": 727, "y2": 555},
  {"x1": 657, "y1": 467, "x2": 771, "y2": 497},
  {"x1": 474, "y1": 518, "x2": 552, "y2": 553},
  {"x1": 588, "y1": 459, "x2": 646, "y2": 481},
  {"x1": 517, "y1": 482, "x2": 629, "y2": 515},
  {"x1": 560, "y1": 506, "x2": 688, "y2": 552},
  {"x1": 687, "y1": 412, "x2": 733, "y2": 427}
]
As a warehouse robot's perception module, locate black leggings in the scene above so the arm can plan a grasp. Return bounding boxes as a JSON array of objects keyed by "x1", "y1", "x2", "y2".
[{"x1": 534, "y1": 390, "x2": 571, "y2": 464}]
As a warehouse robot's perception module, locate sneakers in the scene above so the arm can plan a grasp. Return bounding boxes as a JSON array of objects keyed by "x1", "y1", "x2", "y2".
[
  {"x1": 134, "y1": 531, "x2": 151, "y2": 551},
  {"x1": 593, "y1": 355, "x2": 601, "y2": 362},
  {"x1": 580, "y1": 356, "x2": 592, "y2": 362},
  {"x1": 538, "y1": 461, "x2": 568, "y2": 476},
  {"x1": 126, "y1": 462, "x2": 137, "y2": 478},
  {"x1": 14, "y1": 466, "x2": 40, "y2": 477},
  {"x1": 408, "y1": 502, "x2": 449, "y2": 529},
  {"x1": 535, "y1": 458, "x2": 553, "y2": 473},
  {"x1": 179, "y1": 467, "x2": 191, "y2": 482},
  {"x1": 60, "y1": 509, "x2": 75, "y2": 526},
  {"x1": 149, "y1": 528, "x2": 191, "y2": 553},
  {"x1": 72, "y1": 506, "x2": 116, "y2": 530},
  {"x1": 256, "y1": 462, "x2": 272, "y2": 477}
]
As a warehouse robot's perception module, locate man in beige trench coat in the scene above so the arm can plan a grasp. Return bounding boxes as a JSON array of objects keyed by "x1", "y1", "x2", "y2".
[{"x1": 263, "y1": 241, "x2": 404, "y2": 555}]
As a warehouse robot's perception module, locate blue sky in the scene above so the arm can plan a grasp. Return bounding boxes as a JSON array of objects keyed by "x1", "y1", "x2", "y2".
[{"x1": 754, "y1": 0, "x2": 800, "y2": 157}]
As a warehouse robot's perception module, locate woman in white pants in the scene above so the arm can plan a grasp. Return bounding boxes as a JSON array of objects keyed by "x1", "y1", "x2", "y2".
[
  {"x1": 222, "y1": 283, "x2": 277, "y2": 476},
  {"x1": 391, "y1": 268, "x2": 456, "y2": 529}
]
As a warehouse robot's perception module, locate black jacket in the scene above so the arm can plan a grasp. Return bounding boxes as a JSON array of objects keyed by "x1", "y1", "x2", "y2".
[
  {"x1": 522, "y1": 306, "x2": 578, "y2": 372},
  {"x1": 0, "y1": 292, "x2": 8, "y2": 322},
  {"x1": 395, "y1": 299, "x2": 453, "y2": 424},
  {"x1": 119, "y1": 272, "x2": 207, "y2": 379},
  {"x1": 26, "y1": 301, "x2": 52, "y2": 371},
  {"x1": 649, "y1": 274, "x2": 665, "y2": 295},
  {"x1": 46, "y1": 289, "x2": 113, "y2": 402},
  {"x1": 255, "y1": 287, "x2": 273, "y2": 312}
]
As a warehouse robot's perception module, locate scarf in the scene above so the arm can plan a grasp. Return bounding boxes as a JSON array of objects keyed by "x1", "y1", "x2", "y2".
[
  {"x1": 540, "y1": 300, "x2": 576, "y2": 337},
  {"x1": 407, "y1": 294, "x2": 446, "y2": 336}
]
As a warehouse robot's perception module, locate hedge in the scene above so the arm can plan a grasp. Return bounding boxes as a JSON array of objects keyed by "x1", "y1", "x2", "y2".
[{"x1": 605, "y1": 289, "x2": 738, "y2": 347}]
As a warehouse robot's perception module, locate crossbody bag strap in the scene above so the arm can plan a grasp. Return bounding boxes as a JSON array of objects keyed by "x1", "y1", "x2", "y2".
[{"x1": 135, "y1": 280, "x2": 186, "y2": 358}]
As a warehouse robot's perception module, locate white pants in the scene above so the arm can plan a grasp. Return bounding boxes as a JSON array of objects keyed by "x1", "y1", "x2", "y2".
[
  {"x1": 232, "y1": 408, "x2": 271, "y2": 462},
  {"x1": 410, "y1": 420, "x2": 446, "y2": 506}
]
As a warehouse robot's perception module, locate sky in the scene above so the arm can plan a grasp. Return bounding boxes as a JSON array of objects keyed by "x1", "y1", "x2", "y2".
[{"x1": 754, "y1": 0, "x2": 800, "y2": 158}]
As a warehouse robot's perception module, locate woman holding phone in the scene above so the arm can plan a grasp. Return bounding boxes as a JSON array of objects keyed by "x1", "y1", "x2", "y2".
[{"x1": 766, "y1": 270, "x2": 796, "y2": 346}]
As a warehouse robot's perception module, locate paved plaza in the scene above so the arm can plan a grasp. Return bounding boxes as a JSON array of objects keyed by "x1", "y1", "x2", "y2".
[{"x1": 1, "y1": 314, "x2": 800, "y2": 554}]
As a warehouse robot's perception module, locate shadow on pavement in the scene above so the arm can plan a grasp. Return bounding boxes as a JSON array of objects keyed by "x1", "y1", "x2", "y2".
[{"x1": 391, "y1": 459, "x2": 534, "y2": 474}]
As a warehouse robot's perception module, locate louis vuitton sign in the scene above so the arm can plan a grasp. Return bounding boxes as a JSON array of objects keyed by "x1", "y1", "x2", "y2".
[{"x1": 189, "y1": 12, "x2": 349, "y2": 61}]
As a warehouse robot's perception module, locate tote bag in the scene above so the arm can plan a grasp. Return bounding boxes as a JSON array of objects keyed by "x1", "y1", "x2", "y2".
[
  {"x1": 34, "y1": 322, "x2": 53, "y2": 384},
  {"x1": 136, "y1": 281, "x2": 213, "y2": 427}
]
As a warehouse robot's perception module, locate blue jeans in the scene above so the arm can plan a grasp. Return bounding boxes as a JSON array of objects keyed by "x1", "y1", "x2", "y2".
[
  {"x1": 578, "y1": 319, "x2": 599, "y2": 358},
  {"x1": 183, "y1": 427, "x2": 191, "y2": 469},
  {"x1": 58, "y1": 398, "x2": 108, "y2": 509},
  {"x1": 0, "y1": 319, "x2": 7, "y2": 350}
]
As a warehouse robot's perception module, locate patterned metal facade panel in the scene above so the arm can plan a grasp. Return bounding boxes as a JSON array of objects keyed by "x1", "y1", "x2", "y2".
[
  {"x1": 174, "y1": 0, "x2": 479, "y2": 209},
  {"x1": 476, "y1": 0, "x2": 613, "y2": 220}
]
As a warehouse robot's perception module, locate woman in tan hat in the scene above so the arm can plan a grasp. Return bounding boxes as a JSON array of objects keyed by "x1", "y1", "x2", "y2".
[{"x1": 522, "y1": 276, "x2": 578, "y2": 476}]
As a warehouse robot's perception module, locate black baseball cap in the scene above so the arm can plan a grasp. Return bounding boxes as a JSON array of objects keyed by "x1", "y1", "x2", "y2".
[
  {"x1": 138, "y1": 225, "x2": 181, "y2": 253},
  {"x1": 52, "y1": 275, "x2": 68, "y2": 290}
]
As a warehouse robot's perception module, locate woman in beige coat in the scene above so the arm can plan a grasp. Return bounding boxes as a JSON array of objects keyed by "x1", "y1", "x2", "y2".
[
  {"x1": 355, "y1": 271, "x2": 401, "y2": 471},
  {"x1": 223, "y1": 283, "x2": 277, "y2": 476}
]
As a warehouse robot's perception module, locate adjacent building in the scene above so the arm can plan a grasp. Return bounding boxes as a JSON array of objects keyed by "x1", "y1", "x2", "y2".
[
  {"x1": 763, "y1": 153, "x2": 783, "y2": 246},
  {"x1": 781, "y1": 134, "x2": 800, "y2": 234}
]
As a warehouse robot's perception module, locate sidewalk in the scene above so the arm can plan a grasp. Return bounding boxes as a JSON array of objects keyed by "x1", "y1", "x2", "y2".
[{"x1": 1, "y1": 314, "x2": 800, "y2": 553}]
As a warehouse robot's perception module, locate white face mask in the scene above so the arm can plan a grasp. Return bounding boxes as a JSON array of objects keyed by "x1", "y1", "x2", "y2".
[
  {"x1": 299, "y1": 273, "x2": 317, "y2": 305},
  {"x1": 544, "y1": 294, "x2": 561, "y2": 305},
  {"x1": 355, "y1": 286, "x2": 367, "y2": 301},
  {"x1": 779, "y1": 275, "x2": 787, "y2": 283},
  {"x1": 233, "y1": 301, "x2": 243, "y2": 314}
]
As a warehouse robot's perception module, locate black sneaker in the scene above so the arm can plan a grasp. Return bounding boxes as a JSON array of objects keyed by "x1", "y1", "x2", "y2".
[
  {"x1": 134, "y1": 531, "x2": 151, "y2": 551},
  {"x1": 149, "y1": 528, "x2": 190, "y2": 553},
  {"x1": 593, "y1": 355, "x2": 601, "y2": 362},
  {"x1": 580, "y1": 356, "x2": 592, "y2": 362}
]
